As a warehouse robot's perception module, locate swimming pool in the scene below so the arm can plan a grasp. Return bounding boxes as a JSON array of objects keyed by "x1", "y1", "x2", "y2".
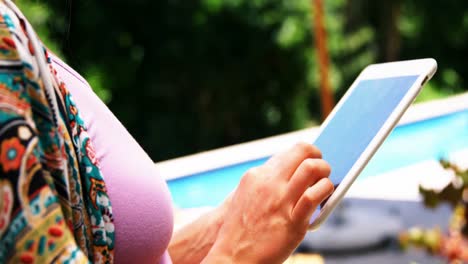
[{"x1": 159, "y1": 94, "x2": 468, "y2": 209}]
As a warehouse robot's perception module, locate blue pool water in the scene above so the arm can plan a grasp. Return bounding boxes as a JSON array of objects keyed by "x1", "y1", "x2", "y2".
[{"x1": 167, "y1": 110, "x2": 468, "y2": 208}]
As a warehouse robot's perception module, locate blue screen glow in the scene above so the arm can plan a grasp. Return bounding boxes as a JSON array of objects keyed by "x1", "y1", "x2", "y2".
[{"x1": 313, "y1": 75, "x2": 419, "y2": 186}]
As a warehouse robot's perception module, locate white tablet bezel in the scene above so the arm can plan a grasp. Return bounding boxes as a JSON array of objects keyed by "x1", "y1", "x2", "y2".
[{"x1": 309, "y1": 58, "x2": 437, "y2": 230}]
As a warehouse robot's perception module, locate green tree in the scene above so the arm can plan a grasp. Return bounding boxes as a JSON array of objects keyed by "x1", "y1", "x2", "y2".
[
  {"x1": 41, "y1": 0, "x2": 322, "y2": 160},
  {"x1": 18, "y1": 0, "x2": 466, "y2": 161}
]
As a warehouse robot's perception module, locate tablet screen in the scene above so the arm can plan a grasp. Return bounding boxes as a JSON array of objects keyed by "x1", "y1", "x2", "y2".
[{"x1": 313, "y1": 75, "x2": 419, "y2": 202}]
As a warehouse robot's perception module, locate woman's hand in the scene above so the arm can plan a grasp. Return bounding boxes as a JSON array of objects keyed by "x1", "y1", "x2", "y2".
[{"x1": 203, "y1": 142, "x2": 334, "y2": 264}]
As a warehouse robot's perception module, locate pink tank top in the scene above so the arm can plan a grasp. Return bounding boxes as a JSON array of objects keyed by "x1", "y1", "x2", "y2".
[{"x1": 51, "y1": 56, "x2": 174, "y2": 264}]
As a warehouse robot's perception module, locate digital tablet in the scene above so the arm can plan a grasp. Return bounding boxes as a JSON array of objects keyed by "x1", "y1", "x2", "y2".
[{"x1": 309, "y1": 58, "x2": 437, "y2": 230}]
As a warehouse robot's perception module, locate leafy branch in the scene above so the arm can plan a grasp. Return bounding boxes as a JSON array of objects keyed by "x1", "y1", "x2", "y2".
[{"x1": 400, "y1": 160, "x2": 468, "y2": 262}]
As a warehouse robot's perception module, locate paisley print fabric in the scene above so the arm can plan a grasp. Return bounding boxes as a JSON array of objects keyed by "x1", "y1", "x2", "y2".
[{"x1": 0, "y1": 1, "x2": 115, "y2": 263}]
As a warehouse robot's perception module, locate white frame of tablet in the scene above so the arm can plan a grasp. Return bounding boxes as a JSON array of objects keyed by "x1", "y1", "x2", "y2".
[{"x1": 309, "y1": 58, "x2": 437, "y2": 230}]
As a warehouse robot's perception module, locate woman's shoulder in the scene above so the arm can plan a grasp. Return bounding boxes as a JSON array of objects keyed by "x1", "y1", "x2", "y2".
[{"x1": 49, "y1": 55, "x2": 92, "y2": 90}]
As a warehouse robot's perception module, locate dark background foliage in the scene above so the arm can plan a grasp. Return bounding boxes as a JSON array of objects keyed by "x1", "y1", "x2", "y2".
[{"x1": 18, "y1": 0, "x2": 468, "y2": 161}]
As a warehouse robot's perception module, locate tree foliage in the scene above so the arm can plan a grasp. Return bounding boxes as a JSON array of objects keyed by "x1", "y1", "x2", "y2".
[
  {"x1": 16, "y1": 0, "x2": 468, "y2": 160},
  {"x1": 39, "y1": 0, "x2": 321, "y2": 160}
]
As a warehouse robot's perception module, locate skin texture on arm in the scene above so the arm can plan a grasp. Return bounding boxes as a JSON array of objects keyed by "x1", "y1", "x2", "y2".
[
  {"x1": 168, "y1": 203, "x2": 227, "y2": 264},
  {"x1": 201, "y1": 142, "x2": 334, "y2": 264}
]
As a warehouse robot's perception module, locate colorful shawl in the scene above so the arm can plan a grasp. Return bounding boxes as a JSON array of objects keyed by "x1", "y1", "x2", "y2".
[{"x1": 0, "y1": 1, "x2": 115, "y2": 263}]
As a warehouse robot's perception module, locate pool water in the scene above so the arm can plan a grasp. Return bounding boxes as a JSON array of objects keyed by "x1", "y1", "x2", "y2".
[{"x1": 167, "y1": 110, "x2": 468, "y2": 208}]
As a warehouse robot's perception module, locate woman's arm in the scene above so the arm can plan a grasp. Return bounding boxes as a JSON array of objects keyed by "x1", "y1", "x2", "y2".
[{"x1": 169, "y1": 201, "x2": 228, "y2": 264}]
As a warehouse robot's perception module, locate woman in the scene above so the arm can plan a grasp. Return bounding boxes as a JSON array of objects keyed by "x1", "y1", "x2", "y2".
[{"x1": 0, "y1": 1, "x2": 334, "y2": 263}]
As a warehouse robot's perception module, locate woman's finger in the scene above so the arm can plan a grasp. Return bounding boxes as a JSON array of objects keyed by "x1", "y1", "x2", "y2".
[
  {"x1": 287, "y1": 159, "x2": 331, "y2": 205},
  {"x1": 264, "y1": 142, "x2": 322, "y2": 181},
  {"x1": 291, "y1": 178, "x2": 334, "y2": 224}
]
